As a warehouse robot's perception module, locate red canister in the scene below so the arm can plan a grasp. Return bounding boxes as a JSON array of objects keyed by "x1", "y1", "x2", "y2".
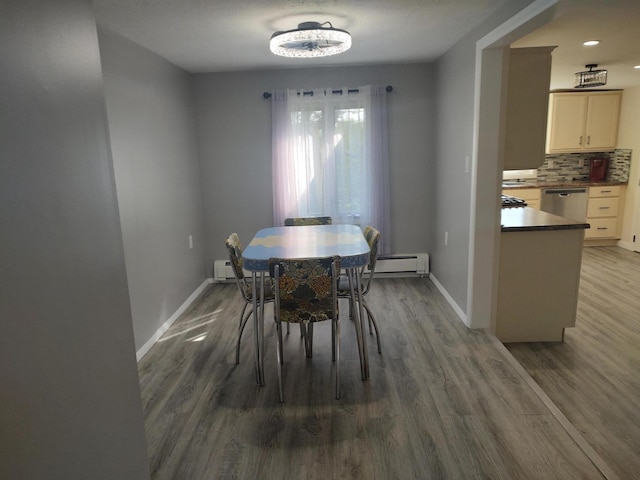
[{"x1": 589, "y1": 158, "x2": 609, "y2": 182}]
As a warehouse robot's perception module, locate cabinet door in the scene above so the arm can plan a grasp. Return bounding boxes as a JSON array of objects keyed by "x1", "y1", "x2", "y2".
[
  {"x1": 546, "y1": 94, "x2": 588, "y2": 153},
  {"x1": 503, "y1": 47, "x2": 554, "y2": 169},
  {"x1": 587, "y1": 197, "x2": 619, "y2": 218},
  {"x1": 585, "y1": 218, "x2": 618, "y2": 238},
  {"x1": 583, "y1": 93, "x2": 621, "y2": 151},
  {"x1": 589, "y1": 185, "x2": 621, "y2": 197}
]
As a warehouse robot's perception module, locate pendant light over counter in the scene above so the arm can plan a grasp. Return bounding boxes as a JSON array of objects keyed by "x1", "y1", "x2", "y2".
[
  {"x1": 270, "y1": 21, "x2": 351, "y2": 58},
  {"x1": 574, "y1": 64, "x2": 608, "y2": 88}
]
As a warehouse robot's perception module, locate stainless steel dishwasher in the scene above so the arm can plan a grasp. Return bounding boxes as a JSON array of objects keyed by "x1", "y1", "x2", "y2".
[{"x1": 540, "y1": 187, "x2": 588, "y2": 221}]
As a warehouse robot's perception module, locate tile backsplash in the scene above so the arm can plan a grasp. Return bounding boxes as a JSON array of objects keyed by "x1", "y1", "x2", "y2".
[{"x1": 537, "y1": 149, "x2": 631, "y2": 182}]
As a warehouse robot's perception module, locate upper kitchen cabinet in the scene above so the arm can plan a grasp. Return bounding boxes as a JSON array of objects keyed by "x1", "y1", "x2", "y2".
[
  {"x1": 546, "y1": 91, "x2": 622, "y2": 153},
  {"x1": 503, "y1": 46, "x2": 555, "y2": 170}
]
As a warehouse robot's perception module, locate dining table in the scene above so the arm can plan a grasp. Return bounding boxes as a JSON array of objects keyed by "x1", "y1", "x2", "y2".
[{"x1": 242, "y1": 224, "x2": 372, "y2": 385}]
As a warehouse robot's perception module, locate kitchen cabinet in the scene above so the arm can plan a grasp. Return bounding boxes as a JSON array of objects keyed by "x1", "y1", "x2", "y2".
[
  {"x1": 502, "y1": 188, "x2": 541, "y2": 210},
  {"x1": 546, "y1": 91, "x2": 622, "y2": 153},
  {"x1": 503, "y1": 47, "x2": 555, "y2": 170},
  {"x1": 585, "y1": 185, "x2": 625, "y2": 242},
  {"x1": 497, "y1": 209, "x2": 588, "y2": 342}
]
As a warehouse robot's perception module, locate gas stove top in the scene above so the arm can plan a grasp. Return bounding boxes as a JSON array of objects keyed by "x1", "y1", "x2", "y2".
[{"x1": 501, "y1": 194, "x2": 527, "y2": 208}]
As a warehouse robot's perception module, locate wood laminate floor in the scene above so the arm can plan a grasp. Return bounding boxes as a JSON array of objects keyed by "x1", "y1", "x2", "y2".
[
  {"x1": 138, "y1": 277, "x2": 606, "y2": 479},
  {"x1": 506, "y1": 246, "x2": 640, "y2": 480}
]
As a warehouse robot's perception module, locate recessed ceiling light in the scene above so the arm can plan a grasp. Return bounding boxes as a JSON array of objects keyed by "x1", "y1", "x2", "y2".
[
  {"x1": 634, "y1": 65, "x2": 640, "y2": 70},
  {"x1": 583, "y1": 40, "x2": 600, "y2": 46}
]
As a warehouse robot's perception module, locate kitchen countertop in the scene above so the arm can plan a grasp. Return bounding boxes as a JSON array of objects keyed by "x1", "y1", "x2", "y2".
[
  {"x1": 501, "y1": 206, "x2": 590, "y2": 232},
  {"x1": 502, "y1": 179, "x2": 626, "y2": 189}
]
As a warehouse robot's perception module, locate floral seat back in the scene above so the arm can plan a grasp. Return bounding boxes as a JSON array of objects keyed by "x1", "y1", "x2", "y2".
[
  {"x1": 284, "y1": 216, "x2": 332, "y2": 226},
  {"x1": 269, "y1": 256, "x2": 340, "y2": 324},
  {"x1": 362, "y1": 226, "x2": 381, "y2": 270}
]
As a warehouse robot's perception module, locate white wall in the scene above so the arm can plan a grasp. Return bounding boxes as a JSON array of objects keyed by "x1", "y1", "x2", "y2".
[
  {"x1": 616, "y1": 86, "x2": 640, "y2": 249},
  {"x1": 0, "y1": 1, "x2": 149, "y2": 478},
  {"x1": 193, "y1": 64, "x2": 436, "y2": 268},
  {"x1": 98, "y1": 27, "x2": 208, "y2": 352},
  {"x1": 432, "y1": 0, "x2": 536, "y2": 316}
]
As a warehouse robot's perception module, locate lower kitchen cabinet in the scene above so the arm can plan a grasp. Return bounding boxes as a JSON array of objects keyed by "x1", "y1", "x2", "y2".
[
  {"x1": 496, "y1": 227, "x2": 585, "y2": 342},
  {"x1": 585, "y1": 185, "x2": 625, "y2": 243}
]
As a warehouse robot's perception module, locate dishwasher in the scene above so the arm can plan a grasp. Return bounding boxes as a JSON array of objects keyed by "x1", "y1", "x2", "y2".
[{"x1": 540, "y1": 187, "x2": 588, "y2": 221}]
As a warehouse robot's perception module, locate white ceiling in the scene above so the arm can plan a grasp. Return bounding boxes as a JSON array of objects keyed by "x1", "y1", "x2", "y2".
[
  {"x1": 513, "y1": 0, "x2": 640, "y2": 90},
  {"x1": 93, "y1": 0, "x2": 640, "y2": 89},
  {"x1": 92, "y1": 0, "x2": 514, "y2": 73}
]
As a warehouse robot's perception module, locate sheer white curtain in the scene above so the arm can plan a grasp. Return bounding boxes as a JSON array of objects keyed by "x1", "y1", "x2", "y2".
[{"x1": 271, "y1": 85, "x2": 391, "y2": 253}]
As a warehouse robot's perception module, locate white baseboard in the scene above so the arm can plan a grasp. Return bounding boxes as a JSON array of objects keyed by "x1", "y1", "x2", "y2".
[
  {"x1": 428, "y1": 273, "x2": 468, "y2": 326},
  {"x1": 136, "y1": 278, "x2": 213, "y2": 362},
  {"x1": 617, "y1": 240, "x2": 636, "y2": 252}
]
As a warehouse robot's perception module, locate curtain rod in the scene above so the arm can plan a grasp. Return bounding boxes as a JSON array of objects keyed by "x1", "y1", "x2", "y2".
[{"x1": 262, "y1": 85, "x2": 393, "y2": 99}]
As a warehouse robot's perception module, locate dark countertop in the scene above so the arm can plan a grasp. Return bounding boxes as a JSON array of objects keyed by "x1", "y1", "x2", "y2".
[
  {"x1": 501, "y1": 206, "x2": 590, "y2": 232},
  {"x1": 502, "y1": 179, "x2": 626, "y2": 190}
]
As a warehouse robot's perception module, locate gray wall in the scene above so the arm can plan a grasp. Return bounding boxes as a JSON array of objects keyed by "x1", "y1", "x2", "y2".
[
  {"x1": 98, "y1": 27, "x2": 207, "y2": 352},
  {"x1": 432, "y1": 0, "x2": 535, "y2": 314},
  {"x1": 0, "y1": 1, "x2": 149, "y2": 478},
  {"x1": 193, "y1": 64, "x2": 435, "y2": 268}
]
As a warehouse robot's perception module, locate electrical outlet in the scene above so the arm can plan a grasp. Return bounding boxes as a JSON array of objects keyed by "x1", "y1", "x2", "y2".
[
  {"x1": 189, "y1": 235, "x2": 193, "y2": 249},
  {"x1": 548, "y1": 160, "x2": 554, "y2": 168},
  {"x1": 465, "y1": 156, "x2": 470, "y2": 173},
  {"x1": 578, "y1": 159, "x2": 584, "y2": 168},
  {"x1": 444, "y1": 231, "x2": 449, "y2": 246}
]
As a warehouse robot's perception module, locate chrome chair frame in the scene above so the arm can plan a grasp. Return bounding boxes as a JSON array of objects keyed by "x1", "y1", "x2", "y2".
[
  {"x1": 338, "y1": 226, "x2": 382, "y2": 353},
  {"x1": 225, "y1": 233, "x2": 274, "y2": 365}
]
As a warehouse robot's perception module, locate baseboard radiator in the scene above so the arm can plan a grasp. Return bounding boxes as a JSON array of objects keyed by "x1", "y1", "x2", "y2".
[{"x1": 213, "y1": 253, "x2": 429, "y2": 282}]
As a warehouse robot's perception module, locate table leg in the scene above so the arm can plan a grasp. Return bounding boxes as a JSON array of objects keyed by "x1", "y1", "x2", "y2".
[
  {"x1": 347, "y1": 267, "x2": 369, "y2": 380},
  {"x1": 251, "y1": 271, "x2": 264, "y2": 385},
  {"x1": 354, "y1": 268, "x2": 369, "y2": 380},
  {"x1": 259, "y1": 271, "x2": 266, "y2": 385}
]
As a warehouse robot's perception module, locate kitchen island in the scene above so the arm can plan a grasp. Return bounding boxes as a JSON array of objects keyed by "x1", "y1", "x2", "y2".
[{"x1": 496, "y1": 207, "x2": 589, "y2": 343}]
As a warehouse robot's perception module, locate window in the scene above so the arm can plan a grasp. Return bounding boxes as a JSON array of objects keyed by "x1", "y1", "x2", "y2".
[{"x1": 271, "y1": 86, "x2": 391, "y2": 252}]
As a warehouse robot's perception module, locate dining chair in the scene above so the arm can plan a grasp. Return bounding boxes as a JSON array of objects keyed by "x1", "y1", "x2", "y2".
[
  {"x1": 269, "y1": 255, "x2": 341, "y2": 402},
  {"x1": 337, "y1": 226, "x2": 382, "y2": 354},
  {"x1": 225, "y1": 233, "x2": 274, "y2": 364},
  {"x1": 284, "y1": 216, "x2": 332, "y2": 226},
  {"x1": 283, "y1": 215, "x2": 332, "y2": 335}
]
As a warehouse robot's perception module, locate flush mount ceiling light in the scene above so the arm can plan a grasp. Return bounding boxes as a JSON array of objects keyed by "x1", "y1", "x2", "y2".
[
  {"x1": 270, "y1": 21, "x2": 351, "y2": 58},
  {"x1": 583, "y1": 40, "x2": 600, "y2": 46},
  {"x1": 574, "y1": 64, "x2": 608, "y2": 88}
]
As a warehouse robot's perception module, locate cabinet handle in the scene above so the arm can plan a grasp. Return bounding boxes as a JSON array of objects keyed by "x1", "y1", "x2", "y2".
[
  {"x1": 586, "y1": 135, "x2": 590, "y2": 145},
  {"x1": 600, "y1": 190, "x2": 612, "y2": 193},
  {"x1": 579, "y1": 136, "x2": 583, "y2": 145},
  {"x1": 597, "y1": 227, "x2": 608, "y2": 230},
  {"x1": 599, "y1": 206, "x2": 610, "y2": 210}
]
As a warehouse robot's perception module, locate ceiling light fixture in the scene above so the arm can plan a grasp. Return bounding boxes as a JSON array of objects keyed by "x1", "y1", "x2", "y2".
[
  {"x1": 583, "y1": 40, "x2": 600, "y2": 46},
  {"x1": 270, "y1": 21, "x2": 351, "y2": 58},
  {"x1": 634, "y1": 65, "x2": 640, "y2": 70},
  {"x1": 574, "y1": 64, "x2": 608, "y2": 88}
]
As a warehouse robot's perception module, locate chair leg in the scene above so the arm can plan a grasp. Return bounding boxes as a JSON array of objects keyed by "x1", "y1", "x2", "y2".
[
  {"x1": 278, "y1": 320, "x2": 284, "y2": 365},
  {"x1": 331, "y1": 320, "x2": 336, "y2": 360},
  {"x1": 275, "y1": 321, "x2": 284, "y2": 402},
  {"x1": 335, "y1": 318, "x2": 340, "y2": 399},
  {"x1": 301, "y1": 322, "x2": 314, "y2": 358},
  {"x1": 362, "y1": 301, "x2": 382, "y2": 354},
  {"x1": 235, "y1": 303, "x2": 252, "y2": 364}
]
